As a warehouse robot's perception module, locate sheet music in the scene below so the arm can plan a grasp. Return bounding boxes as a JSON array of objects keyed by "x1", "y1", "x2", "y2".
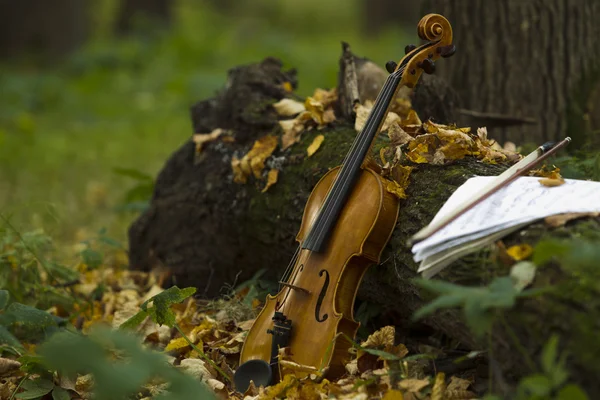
[{"x1": 412, "y1": 176, "x2": 600, "y2": 263}]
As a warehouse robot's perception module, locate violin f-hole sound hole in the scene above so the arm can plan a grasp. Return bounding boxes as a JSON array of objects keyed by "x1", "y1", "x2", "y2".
[{"x1": 315, "y1": 269, "x2": 330, "y2": 322}]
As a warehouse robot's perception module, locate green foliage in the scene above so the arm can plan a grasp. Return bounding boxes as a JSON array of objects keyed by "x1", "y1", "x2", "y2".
[
  {"x1": 0, "y1": 221, "x2": 80, "y2": 312},
  {"x1": 38, "y1": 327, "x2": 215, "y2": 400},
  {"x1": 413, "y1": 277, "x2": 536, "y2": 337},
  {"x1": 513, "y1": 335, "x2": 589, "y2": 400},
  {"x1": 120, "y1": 286, "x2": 197, "y2": 329},
  {"x1": 15, "y1": 378, "x2": 55, "y2": 400}
]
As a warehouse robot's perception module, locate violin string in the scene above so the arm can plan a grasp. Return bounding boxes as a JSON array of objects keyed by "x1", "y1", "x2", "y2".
[
  {"x1": 305, "y1": 66, "x2": 405, "y2": 250},
  {"x1": 278, "y1": 64, "x2": 407, "y2": 314}
]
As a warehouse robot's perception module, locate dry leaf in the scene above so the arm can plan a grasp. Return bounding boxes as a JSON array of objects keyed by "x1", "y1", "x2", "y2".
[
  {"x1": 446, "y1": 376, "x2": 472, "y2": 392},
  {"x1": 431, "y1": 372, "x2": 446, "y2": 400},
  {"x1": 311, "y1": 87, "x2": 338, "y2": 108},
  {"x1": 307, "y1": 135, "x2": 325, "y2": 157},
  {"x1": 0, "y1": 358, "x2": 20, "y2": 376},
  {"x1": 354, "y1": 101, "x2": 401, "y2": 132},
  {"x1": 385, "y1": 179, "x2": 408, "y2": 199},
  {"x1": 388, "y1": 122, "x2": 414, "y2": 146},
  {"x1": 165, "y1": 336, "x2": 191, "y2": 352},
  {"x1": 506, "y1": 244, "x2": 533, "y2": 261},
  {"x1": 282, "y1": 82, "x2": 294, "y2": 92},
  {"x1": 273, "y1": 98, "x2": 305, "y2": 116},
  {"x1": 544, "y1": 212, "x2": 600, "y2": 228},
  {"x1": 539, "y1": 177, "x2": 565, "y2": 187},
  {"x1": 361, "y1": 326, "x2": 395, "y2": 349},
  {"x1": 193, "y1": 128, "x2": 223, "y2": 154},
  {"x1": 261, "y1": 169, "x2": 279, "y2": 193},
  {"x1": 179, "y1": 358, "x2": 214, "y2": 381},
  {"x1": 232, "y1": 135, "x2": 278, "y2": 183},
  {"x1": 398, "y1": 378, "x2": 429, "y2": 393},
  {"x1": 382, "y1": 389, "x2": 404, "y2": 400}
]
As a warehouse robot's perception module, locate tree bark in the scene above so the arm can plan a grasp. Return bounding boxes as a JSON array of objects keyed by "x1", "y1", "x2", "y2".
[
  {"x1": 422, "y1": 0, "x2": 600, "y2": 148},
  {"x1": 0, "y1": 0, "x2": 90, "y2": 60},
  {"x1": 127, "y1": 56, "x2": 600, "y2": 397}
]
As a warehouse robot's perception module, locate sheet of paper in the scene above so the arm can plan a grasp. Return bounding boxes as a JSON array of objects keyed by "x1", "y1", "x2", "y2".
[{"x1": 412, "y1": 176, "x2": 600, "y2": 262}]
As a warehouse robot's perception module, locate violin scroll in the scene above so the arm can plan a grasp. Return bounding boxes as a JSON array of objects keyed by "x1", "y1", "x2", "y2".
[{"x1": 392, "y1": 13, "x2": 454, "y2": 88}]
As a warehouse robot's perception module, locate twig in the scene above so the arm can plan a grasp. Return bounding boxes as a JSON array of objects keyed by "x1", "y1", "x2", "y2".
[{"x1": 336, "y1": 42, "x2": 360, "y2": 120}]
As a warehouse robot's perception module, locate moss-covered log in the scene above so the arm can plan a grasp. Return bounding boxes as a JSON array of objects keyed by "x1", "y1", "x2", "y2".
[{"x1": 128, "y1": 57, "x2": 600, "y2": 396}]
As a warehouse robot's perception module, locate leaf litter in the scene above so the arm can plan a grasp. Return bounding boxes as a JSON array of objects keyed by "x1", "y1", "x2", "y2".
[{"x1": 2, "y1": 251, "x2": 486, "y2": 400}]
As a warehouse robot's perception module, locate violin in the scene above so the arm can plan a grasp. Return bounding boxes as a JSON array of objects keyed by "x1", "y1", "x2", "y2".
[{"x1": 234, "y1": 14, "x2": 455, "y2": 392}]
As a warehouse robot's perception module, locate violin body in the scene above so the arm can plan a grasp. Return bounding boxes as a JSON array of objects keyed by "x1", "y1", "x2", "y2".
[{"x1": 239, "y1": 166, "x2": 399, "y2": 378}]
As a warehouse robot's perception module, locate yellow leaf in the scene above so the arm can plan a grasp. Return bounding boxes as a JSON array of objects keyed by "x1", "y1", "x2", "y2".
[
  {"x1": 273, "y1": 98, "x2": 306, "y2": 116},
  {"x1": 311, "y1": 87, "x2": 337, "y2": 107},
  {"x1": 383, "y1": 389, "x2": 404, "y2": 400},
  {"x1": 165, "y1": 336, "x2": 191, "y2": 352},
  {"x1": 261, "y1": 169, "x2": 279, "y2": 193},
  {"x1": 307, "y1": 134, "x2": 325, "y2": 157},
  {"x1": 192, "y1": 128, "x2": 223, "y2": 154},
  {"x1": 506, "y1": 244, "x2": 533, "y2": 261},
  {"x1": 231, "y1": 135, "x2": 278, "y2": 183},
  {"x1": 539, "y1": 177, "x2": 566, "y2": 187},
  {"x1": 262, "y1": 374, "x2": 298, "y2": 400},
  {"x1": 431, "y1": 372, "x2": 446, "y2": 400},
  {"x1": 406, "y1": 141, "x2": 431, "y2": 164},
  {"x1": 282, "y1": 82, "x2": 294, "y2": 92},
  {"x1": 402, "y1": 109, "x2": 422, "y2": 126},
  {"x1": 385, "y1": 179, "x2": 408, "y2": 199}
]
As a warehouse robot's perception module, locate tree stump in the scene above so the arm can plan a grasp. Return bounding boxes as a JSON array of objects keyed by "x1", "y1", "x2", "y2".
[{"x1": 128, "y1": 56, "x2": 600, "y2": 396}]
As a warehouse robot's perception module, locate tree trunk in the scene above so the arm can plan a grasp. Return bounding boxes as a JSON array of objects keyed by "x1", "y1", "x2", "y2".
[
  {"x1": 127, "y1": 55, "x2": 600, "y2": 397},
  {"x1": 0, "y1": 0, "x2": 90, "y2": 60},
  {"x1": 115, "y1": 0, "x2": 172, "y2": 34},
  {"x1": 422, "y1": 0, "x2": 600, "y2": 148}
]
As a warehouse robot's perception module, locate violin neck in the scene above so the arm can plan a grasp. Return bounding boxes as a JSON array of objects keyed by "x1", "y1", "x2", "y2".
[{"x1": 302, "y1": 71, "x2": 402, "y2": 252}]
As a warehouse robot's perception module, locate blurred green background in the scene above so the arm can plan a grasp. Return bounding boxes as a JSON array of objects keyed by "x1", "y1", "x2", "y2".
[{"x1": 0, "y1": 0, "x2": 417, "y2": 245}]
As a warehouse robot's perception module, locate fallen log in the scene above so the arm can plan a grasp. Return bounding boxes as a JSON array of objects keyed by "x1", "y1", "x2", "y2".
[{"x1": 128, "y1": 53, "x2": 600, "y2": 396}]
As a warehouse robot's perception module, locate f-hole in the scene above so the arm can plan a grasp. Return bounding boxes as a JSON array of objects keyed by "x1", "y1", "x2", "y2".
[{"x1": 315, "y1": 269, "x2": 329, "y2": 322}]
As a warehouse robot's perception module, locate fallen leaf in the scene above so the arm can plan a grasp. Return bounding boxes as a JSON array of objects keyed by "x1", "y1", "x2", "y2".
[
  {"x1": 431, "y1": 372, "x2": 445, "y2": 400},
  {"x1": 539, "y1": 177, "x2": 566, "y2": 187},
  {"x1": 388, "y1": 122, "x2": 414, "y2": 146},
  {"x1": 544, "y1": 212, "x2": 600, "y2": 228},
  {"x1": 446, "y1": 376, "x2": 472, "y2": 391},
  {"x1": 179, "y1": 358, "x2": 214, "y2": 381},
  {"x1": 506, "y1": 244, "x2": 533, "y2": 261},
  {"x1": 398, "y1": 378, "x2": 429, "y2": 393},
  {"x1": 273, "y1": 98, "x2": 305, "y2": 117},
  {"x1": 361, "y1": 326, "x2": 395, "y2": 349},
  {"x1": 354, "y1": 101, "x2": 401, "y2": 132},
  {"x1": 385, "y1": 179, "x2": 408, "y2": 199},
  {"x1": 307, "y1": 135, "x2": 325, "y2": 157},
  {"x1": 282, "y1": 82, "x2": 294, "y2": 92},
  {"x1": 165, "y1": 336, "x2": 191, "y2": 352},
  {"x1": 193, "y1": 128, "x2": 223, "y2": 154},
  {"x1": 510, "y1": 261, "x2": 537, "y2": 291},
  {"x1": 261, "y1": 169, "x2": 279, "y2": 193},
  {"x1": 382, "y1": 389, "x2": 404, "y2": 400},
  {"x1": 232, "y1": 135, "x2": 278, "y2": 183},
  {"x1": 0, "y1": 358, "x2": 20, "y2": 376}
]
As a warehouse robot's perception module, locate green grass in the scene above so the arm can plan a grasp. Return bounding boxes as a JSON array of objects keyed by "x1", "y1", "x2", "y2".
[{"x1": 0, "y1": 0, "x2": 413, "y2": 245}]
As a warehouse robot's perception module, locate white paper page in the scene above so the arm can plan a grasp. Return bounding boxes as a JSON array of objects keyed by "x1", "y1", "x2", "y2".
[{"x1": 412, "y1": 176, "x2": 600, "y2": 261}]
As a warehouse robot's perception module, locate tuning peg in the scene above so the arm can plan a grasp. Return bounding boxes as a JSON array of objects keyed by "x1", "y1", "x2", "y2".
[
  {"x1": 405, "y1": 44, "x2": 417, "y2": 54},
  {"x1": 420, "y1": 58, "x2": 436, "y2": 74},
  {"x1": 439, "y1": 44, "x2": 456, "y2": 58},
  {"x1": 385, "y1": 60, "x2": 398, "y2": 73}
]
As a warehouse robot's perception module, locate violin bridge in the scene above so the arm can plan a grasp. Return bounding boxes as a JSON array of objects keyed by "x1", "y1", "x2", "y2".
[{"x1": 278, "y1": 281, "x2": 311, "y2": 294}]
